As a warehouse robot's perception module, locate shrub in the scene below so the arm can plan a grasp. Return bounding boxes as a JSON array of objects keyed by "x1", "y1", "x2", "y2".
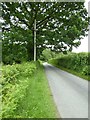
[
  {"x1": 1, "y1": 62, "x2": 36, "y2": 118},
  {"x1": 49, "y1": 52, "x2": 90, "y2": 77},
  {"x1": 82, "y1": 65, "x2": 90, "y2": 75}
]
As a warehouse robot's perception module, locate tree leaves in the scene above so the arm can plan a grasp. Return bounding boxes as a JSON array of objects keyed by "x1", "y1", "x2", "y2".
[{"x1": 2, "y1": 2, "x2": 90, "y2": 61}]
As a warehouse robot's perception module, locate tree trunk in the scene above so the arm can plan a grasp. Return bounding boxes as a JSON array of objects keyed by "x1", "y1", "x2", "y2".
[
  {"x1": 27, "y1": 40, "x2": 34, "y2": 61},
  {"x1": 34, "y1": 19, "x2": 36, "y2": 61}
]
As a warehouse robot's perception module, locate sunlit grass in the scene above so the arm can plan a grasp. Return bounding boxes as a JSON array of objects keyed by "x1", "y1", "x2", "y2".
[
  {"x1": 2, "y1": 61, "x2": 59, "y2": 118},
  {"x1": 14, "y1": 62, "x2": 59, "y2": 118}
]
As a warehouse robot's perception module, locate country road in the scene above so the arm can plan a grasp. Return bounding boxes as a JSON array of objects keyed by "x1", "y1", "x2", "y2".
[{"x1": 43, "y1": 62, "x2": 88, "y2": 118}]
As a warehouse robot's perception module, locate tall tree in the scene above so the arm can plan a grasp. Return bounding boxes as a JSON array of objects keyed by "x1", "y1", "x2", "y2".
[{"x1": 2, "y1": 2, "x2": 89, "y2": 61}]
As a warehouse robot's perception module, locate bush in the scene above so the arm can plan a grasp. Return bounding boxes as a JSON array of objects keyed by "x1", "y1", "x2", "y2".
[
  {"x1": 1, "y1": 62, "x2": 36, "y2": 118},
  {"x1": 49, "y1": 52, "x2": 90, "y2": 77},
  {"x1": 82, "y1": 65, "x2": 90, "y2": 75}
]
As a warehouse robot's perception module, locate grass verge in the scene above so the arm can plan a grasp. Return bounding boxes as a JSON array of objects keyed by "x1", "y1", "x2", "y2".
[
  {"x1": 13, "y1": 62, "x2": 59, "y2": 118},
  {"x1": 49, "y1": 62, "x2": 90, "y2": 81}
]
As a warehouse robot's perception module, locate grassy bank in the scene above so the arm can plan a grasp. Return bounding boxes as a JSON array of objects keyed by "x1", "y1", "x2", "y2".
[
  {"x1": 49, "y1": 52, "x2": 90, "y2": 81},
  {"x1": 1, "y1": 61, "x2": 58, "y2": 118},
  {"x1": 49, "y1": 62, "x2": 89, "y2": 81}
]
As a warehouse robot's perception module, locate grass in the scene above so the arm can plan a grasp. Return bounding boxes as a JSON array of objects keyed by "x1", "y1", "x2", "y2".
[
  {"x1": 13, "y1": 62, "x2": 59, "y2": 118},
  {"x1": 49, "y1": 63, "x2": 90, "y2": 81}
]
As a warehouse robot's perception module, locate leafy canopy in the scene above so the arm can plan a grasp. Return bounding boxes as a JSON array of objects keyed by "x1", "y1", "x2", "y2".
[{"x1": 2, "y1": 2, "x2": 89, "y2": 62}]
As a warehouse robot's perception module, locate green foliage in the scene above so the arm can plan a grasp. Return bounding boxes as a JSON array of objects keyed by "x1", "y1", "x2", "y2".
[
  {"x1": 2, "y1": 2, "x2": 89, "y2": 61},
  {"x1": 1, "y1": 62, "x2": 36, "y2": 118},
  {"x1": 82, "y1": 65, "x2": 90, "y2": 75},
  {"x1": 2, "y1": 28, "x2": 34, "y2": 64},
  {"x1": 49, "y1": 52, "x2": 90, "y2": 79},
  {"x1": 1, "y1": 61, "x2": 58, "y2": 118},
  {"x1": 40, "y1": 49, "x2": 56, "y2": 61},
  {"x1": 13, "y1": 62, "x2": 58, "y2": 118}
]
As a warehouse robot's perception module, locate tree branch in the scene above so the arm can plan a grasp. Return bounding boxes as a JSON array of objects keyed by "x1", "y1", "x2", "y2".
[{"x1": 36, "y1": 3, "x2": 58, "y2": 28}]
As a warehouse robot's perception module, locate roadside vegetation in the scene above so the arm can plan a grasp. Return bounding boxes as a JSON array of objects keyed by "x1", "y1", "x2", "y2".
[
  {"x1": 1, "y1": 2, "x2": 89, "y2": 118},
  {"x1": 1, "y1": 61, "x2": 58, "y2": 118},
  {"x1": 48, "y1": 52, "x2": 90, "y2": 81}
]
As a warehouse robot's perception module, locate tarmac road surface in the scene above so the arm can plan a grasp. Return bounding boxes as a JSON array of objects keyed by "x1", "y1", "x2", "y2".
[{"x1": 43, "y1": 62, "x2": 88, "y2": 118}]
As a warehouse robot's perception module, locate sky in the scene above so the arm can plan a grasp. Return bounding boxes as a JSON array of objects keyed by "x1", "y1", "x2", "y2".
[{"x1": 72, "y1": 0, "x2": 89, "y2": 53}]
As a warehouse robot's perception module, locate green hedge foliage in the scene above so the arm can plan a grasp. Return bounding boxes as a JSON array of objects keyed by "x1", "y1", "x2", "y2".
[
  {"x1": 49, "y1": 52, "x2": 90, "y2": 76},
  {"x1": 1, "y1": 62, "x2": 36, "y2": 118}
]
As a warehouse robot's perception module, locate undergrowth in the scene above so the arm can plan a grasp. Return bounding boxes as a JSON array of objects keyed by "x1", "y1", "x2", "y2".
[{"x1": 1, "y1": 61, "x2": 58, "y2": 118}]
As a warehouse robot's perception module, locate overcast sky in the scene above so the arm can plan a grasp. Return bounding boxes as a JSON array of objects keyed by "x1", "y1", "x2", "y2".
[{"x1": 72, "y1": 0, "x2": 89, "y2": 53}]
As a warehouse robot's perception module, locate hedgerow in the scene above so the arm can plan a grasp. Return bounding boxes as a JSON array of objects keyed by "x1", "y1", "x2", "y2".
[
  {"x1": 1, "y1": 62, "x2": 36, "y2": 118},
  {"x1": 49, "y1": 52, "x2": 90, "y2": 78}
]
